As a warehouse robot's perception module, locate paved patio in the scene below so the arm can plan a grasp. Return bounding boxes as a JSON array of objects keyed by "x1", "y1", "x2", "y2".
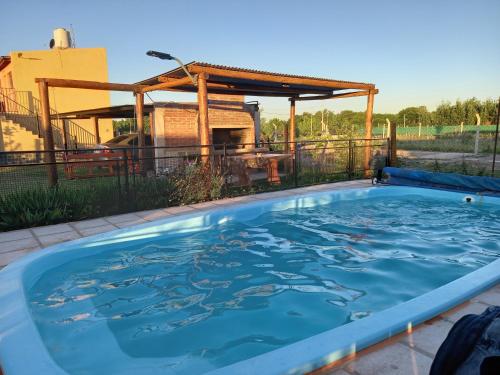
[{"x1": 0, "y1": 179, "x2": 498, "y2": 375}]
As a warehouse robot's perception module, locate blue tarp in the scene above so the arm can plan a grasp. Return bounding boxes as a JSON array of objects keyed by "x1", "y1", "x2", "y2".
[{"x1": 383, "y1": 167, "x2": 500, "y2": 195}]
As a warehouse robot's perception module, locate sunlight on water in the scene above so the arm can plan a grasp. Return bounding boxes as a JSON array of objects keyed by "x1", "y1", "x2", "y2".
[{"x1": 28, "y1": 194, "x2": 500, "y2": 374}]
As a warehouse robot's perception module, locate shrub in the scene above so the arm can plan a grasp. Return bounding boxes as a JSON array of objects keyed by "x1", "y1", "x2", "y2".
[
  {"x1": 171, "y1": 162, "x2": 225, "y2": 204},
  {"x1": 0, "y1": 187, "x2": 92, "y2": 230}
]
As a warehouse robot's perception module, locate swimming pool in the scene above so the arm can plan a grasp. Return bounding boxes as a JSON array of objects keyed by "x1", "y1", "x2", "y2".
[{"x1": 0, "y1": 186, "x2": 499, "y2": 374}]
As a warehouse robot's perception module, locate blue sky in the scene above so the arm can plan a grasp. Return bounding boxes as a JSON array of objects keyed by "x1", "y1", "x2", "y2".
[{"x1": 1, "y1": 0, "x2": 499, "y2": 118}]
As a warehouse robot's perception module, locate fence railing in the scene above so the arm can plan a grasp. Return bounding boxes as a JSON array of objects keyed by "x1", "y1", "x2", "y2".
[
  {"x1": 0, "y1": 138, "x2": 390, "y2": 230},
  {"x1": 0, "y1": 88, "x2": 96, "y2": 149}
]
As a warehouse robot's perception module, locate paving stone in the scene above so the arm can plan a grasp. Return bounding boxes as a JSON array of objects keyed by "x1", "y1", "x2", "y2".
[
  {"x1": 345, "y1": 342, "x2": 432, "y2": 375},
  {"x1": 0, "y1": 249, "x2": 38, "y2": 267},
  {"x1": 114, "y1": 219, "x2": 148, "y2": 228},
  {"x1": 38, "y1": 231, "x2": 81, "y2": 247},
  {"x1": 32, "y1": 223, "x2": 73, "y2": 236},
  {"x1": 135, "y1": 209, "x2": 171, "y2": 221},
  {"x1": 212, "y1": 196, "x2": 257, "y2": 205},
  {"x1": 79, "y1": 224, "x2": 117, "y2": 237},
  {"x1": 442, "y1": 301, "x2": 491, "y2": 323},
  {"x1": 253, "y1": 190, "x2": 296, "y2": 199},
  {"x1": 72, "y1": 218, "x2": 110, "y2": 231},
  {"x1": 325, "y1": 369, "x2": 351, "y2": 375},
  {"x1": 0, "y1": 237, "x2": 40, "y2": 254},
  {"x1": 0, "y1": 229, "x2": 33, "y2": 243},
  {"x1": 402, "y1": 319, "x2": 453, "y2": 357},
  {"x1": 163, "y1": 206, "x2": 195, "y2": 215},
  {"x1": 188, "y1": 201, "x2": 218, "y2": 210},
  {"x1": 473, "y1": 288, "x2": 500, "y2": 306},
  {"x1": 105, "y1": 213, "x2": 142, "y2": 224}
]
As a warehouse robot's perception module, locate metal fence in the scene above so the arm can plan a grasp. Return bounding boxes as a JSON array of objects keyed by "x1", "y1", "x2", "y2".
[
  {"x1": 0, "y1": 138, "x2": 389, "y2": 229},
  {"x1": 395, "y1": 127, "x2": 500, "y2": 177}
]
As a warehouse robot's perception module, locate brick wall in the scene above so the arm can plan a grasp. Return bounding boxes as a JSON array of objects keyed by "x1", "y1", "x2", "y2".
[{"x1": 155, "y1": 94, "x2": 256, "y2": 148}]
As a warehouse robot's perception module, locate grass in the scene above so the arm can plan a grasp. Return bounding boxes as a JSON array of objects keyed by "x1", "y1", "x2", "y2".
[{"x1": 398, "y1": 133, "x2": 497, "y2": 154}]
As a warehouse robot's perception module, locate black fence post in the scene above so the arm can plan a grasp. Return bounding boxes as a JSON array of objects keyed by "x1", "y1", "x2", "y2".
[
  {"x1": 293, "y1": 142, "x2": 299, "y2": 187},
  {"x1": 492, "y1": 97, "x2": 500, "y2": 176},
  {"x1": 348, "y1": 140, "x2": 353, "y2": 179},
  {"x1": 116, "y1": 158, "x2": 122, "y2": 210},
  {"x1": 389, "y1": 123, "x2": 397, "y2": 167},
  {"x1": 123, "y1": 150, "x2": 130, "y2": 210}
]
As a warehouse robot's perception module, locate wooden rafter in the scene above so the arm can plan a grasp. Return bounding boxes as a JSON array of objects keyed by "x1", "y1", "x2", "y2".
[
  {"x1": 142, "y1": 76, "x2": 195, "y2": 93},
  {"x1": 293, "y1": 89, "x2": 379, "y2": 101},
  {"x1": 35, "y1": 78, "x2": 145, "y2": 92}
]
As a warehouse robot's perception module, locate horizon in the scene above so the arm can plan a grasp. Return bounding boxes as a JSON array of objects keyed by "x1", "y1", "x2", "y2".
[{"x1": 1, "y1": 0, "x2": 499, "y2": 119}]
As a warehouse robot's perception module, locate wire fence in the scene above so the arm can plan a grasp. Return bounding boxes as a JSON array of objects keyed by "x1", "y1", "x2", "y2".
[{"x1": 0, "y1": 138, "x2": 389, "y2": 230}]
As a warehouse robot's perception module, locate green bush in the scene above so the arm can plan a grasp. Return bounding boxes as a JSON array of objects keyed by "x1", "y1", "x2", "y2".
[
  {"x1": 0, "y1": 164, "x2": 229, "y2": 231},
  {"x1": 171, "y1": 162, "x2": 225, "y2": 204},
  {"x1": 0, "y1": 187, "x2": 92, "y2": 230}
]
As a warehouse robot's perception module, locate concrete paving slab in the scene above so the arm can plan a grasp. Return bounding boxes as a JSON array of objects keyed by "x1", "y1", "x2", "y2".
[
  {"x1": 38, "y1": 231, "x2": 81, "y2": 247},
  {"x1": 114, "y1": 219, "x2": 148, "y2": 229},
  {"x1": 32, "y1": 223, "x2": 73, "y2": 236},
  {"x1": 0, "y1": 237, "x2": 40, "y2": 253},
  {"x1": 344, "y1": 342, "x2": 432, "y2": 375},
  {"x1": 403, "y1": 319, "x2": 453, "y2": 357},
  {"x1": 473, "y1": 288, "x2": 500, "y2": 306},
  {"x1": 188, "y1": 201, "x2": 219, "y2": 210},
  {"x1": 442, "y1": 301, "x2": 490, "y2": 323},
  {"x1": 78, "y1": 224, "x2": 117, "y2": 237},
  {"x1": 163, "y1": 205, "x2": 196, "y2": 215},
  {"x1": 0, "y1": 229, "x2": 33, "y2": 243},
  {"x1": 135, "y1": 209, "x2": 171, "y2": 221},
  {"x1": 72, "y1": 218, "x2": 110, "y2": 231},
  {"x1": 104, "y1": 213, "x2": 142, "y2": 224}
]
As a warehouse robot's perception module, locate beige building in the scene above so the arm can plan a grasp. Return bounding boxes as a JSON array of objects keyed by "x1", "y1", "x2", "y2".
[{"x1": 0, "y1": 44, "x2": 113, "y2": 151}]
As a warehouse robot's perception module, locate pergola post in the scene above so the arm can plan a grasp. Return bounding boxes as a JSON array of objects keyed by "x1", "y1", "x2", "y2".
[
  {"x1": 289, "y1": 99, "x2": 296, "y2": 153},
  {"x1": 91, "y1": 116, "x2": 100, "y2": 144},
  {"x1": 149, "y1": 112, "x2": 155, "y2": 147},
  {"x1": 135, "y1": 92, "x2": 145, "y2": 170},
  {"x1": 197, "y1": 73, "x2": 210, "y2": 161},
  {"x1": 363, "y1": 89, "x2": 375, "y2": 177},
  {"x1": 37, "y1": 80, "x2": 58, "y2": 186}
]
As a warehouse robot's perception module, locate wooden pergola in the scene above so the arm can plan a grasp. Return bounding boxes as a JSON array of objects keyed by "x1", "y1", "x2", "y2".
[{"x1": 36, "y1": 62, "x2": 377, "y2": 185}]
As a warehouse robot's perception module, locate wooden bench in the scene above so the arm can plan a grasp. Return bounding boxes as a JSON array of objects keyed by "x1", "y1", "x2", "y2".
[{"x1": 63, "y1": 151, "x2": 135, "y2": 179}]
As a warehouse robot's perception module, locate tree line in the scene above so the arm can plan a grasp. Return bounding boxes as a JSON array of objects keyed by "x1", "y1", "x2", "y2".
[{"x1": 260, "y1": 97, "x2": 499, "y2": 140}]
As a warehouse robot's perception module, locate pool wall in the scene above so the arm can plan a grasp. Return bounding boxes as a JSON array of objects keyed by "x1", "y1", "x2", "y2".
[{"x1": 0, "y1": 186, "x2": 499, "y2": 375}]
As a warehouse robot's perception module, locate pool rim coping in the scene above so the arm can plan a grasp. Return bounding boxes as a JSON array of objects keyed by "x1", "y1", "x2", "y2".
[{"x1": 0, "y1": 184, "x2": 499, "y2": 375}]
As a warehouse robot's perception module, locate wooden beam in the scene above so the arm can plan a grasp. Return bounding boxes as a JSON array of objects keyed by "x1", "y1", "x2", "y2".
[
  {"x1": 135, "y1": 92, "x2": 145, "y2": 170},
  {"x1": 37, "y1": 80, "x2": 58, "y2": 186},
  {"x1": 141, "y1": 76, "x2": 195, "y2": 93},
  {"x1": 91, "y1": 116, "x2": 100, "y2": 144},
  {"x1": 197, "y1": 73, "x2": 210, "y2": 160},
  {"x1": 35, "y1": 78, "x2": 144, "y2": 92},
  {"x1": 156, "y1": 80, "x2": 331, "y2": 97},
  {"x1": 363, "y1": 90, "x2": 375, "y2": 177},
  {"x1": 294, "y1": 89, "x2": 379, "y2": 101},
  {"x1": 289, "y1": 99, "x2": 296, "y2": 154},
  {"x1": 188, "y1": 65, "x2": 375, "y2": 91}
]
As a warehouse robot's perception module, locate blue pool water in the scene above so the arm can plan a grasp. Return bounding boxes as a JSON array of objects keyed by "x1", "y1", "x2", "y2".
[{"x1": 27, "y1": 190, "x2": 500, "y2": 374}]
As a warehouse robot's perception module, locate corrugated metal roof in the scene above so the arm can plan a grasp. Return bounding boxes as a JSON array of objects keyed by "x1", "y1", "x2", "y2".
[
  {"x1": 137, "y1": 61, "x2": 374, "y2": 87},
  {"x1": 190, "y1": 62, "x2": 373, "y2": 86}
]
